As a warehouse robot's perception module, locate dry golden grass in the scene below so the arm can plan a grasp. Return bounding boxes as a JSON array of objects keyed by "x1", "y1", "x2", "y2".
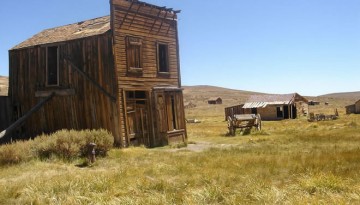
[{"x1": 1, "y1": 86, "x2": 360, "y2": 204}]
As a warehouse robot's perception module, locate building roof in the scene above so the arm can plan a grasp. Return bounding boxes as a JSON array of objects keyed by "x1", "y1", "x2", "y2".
[
  {"x1": 12, "y1": 16, "x2": 111, "y2": 50},
  {"x1": 208, "y1": 97, "x2": 222, "y2": 101},
  {"x1": 243, "y1": 93, "x2": 307, "y2": 109}
]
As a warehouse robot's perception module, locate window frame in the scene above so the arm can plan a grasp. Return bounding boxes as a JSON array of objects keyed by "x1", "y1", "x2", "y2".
[
  {"x1": 156, "y1": 42, "x2": 170, "y2": 74},
  {"x1": 126, "y1": 36, "x2": 143, "y2": 74},
  {"x1": 46, "y1": 46, "x2": 60, "y2": 87}
]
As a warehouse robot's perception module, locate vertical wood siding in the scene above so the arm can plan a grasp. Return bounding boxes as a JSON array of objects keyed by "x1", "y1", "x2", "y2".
[
  {"x1": 9, "y1": 33, "x2": 122, "y2": 145},
  {"x1": 111, "y1": 0, "x2": 185, "y2": 144}
]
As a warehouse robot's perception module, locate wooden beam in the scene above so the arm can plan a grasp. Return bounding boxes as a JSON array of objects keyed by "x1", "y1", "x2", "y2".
[
  {"x1": 0, "y1": 93, "x2": 55, "y2": 139},
  {"x1": 63, "y1": 57, "x2": 116, "y2": 102},
  {"x1": 118, "y1": 1, "x2": 135, "y2": 29},
  {"x1": 114, "y1": 5, "x2": 176, "y2": 24},
  {"x1": 149, "y1": 7, "x2": 166, "y2": 34},
  {"x1": 35, "y1": 89, "x2": 75, "y2": 97}
]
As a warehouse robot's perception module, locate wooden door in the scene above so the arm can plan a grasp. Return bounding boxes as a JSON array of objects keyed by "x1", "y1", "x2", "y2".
[{"x1": 125, "y1": 91, "x2": 150, "y2": 146}]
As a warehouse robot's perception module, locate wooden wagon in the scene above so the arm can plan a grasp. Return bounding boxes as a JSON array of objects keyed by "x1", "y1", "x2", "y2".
[{"x1": 227, "y1": 114, "x2": 262, "y2": 136}]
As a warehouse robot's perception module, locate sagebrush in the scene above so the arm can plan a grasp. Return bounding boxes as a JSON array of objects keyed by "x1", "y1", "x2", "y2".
[{"x1": 0, "y1": 129, "x2": 113, "y2": 165}]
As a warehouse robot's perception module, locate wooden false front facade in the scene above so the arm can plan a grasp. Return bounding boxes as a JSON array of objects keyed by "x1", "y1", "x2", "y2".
[
  {"x1": 111, "y1": 0, "x2": 186, "y2": 147},
  {"x1": 6, "y1": 0, "x2": 186, "y2": 147}
]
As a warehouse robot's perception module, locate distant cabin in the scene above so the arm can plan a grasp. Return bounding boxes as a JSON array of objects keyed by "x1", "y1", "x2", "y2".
[
  {"x1": 241, "y1": 93, "x2": 308, "y2": 121},
  {"x1": 308, "y1": 100, "x2": 320, "y2": 106},
  {"x1": 208, "y1": 97, "x2": 222, "y2": 105},
  {"x1": 184, "y1": 101, "x2": 196, "y2": 109},
  {"x1": 3, "y1": 0, "x2": 187, "y2": 147},
  {"x1": 345, "y1": 100, "x2": 360, "y2": 114}
]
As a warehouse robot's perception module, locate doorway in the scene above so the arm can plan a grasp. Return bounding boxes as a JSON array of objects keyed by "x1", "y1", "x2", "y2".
[
  {"x1": 125, "y1": 91, "x2": 150, "y2": 146},
  {"x1": 283, "y1": 105, "x2": 289, "y2": 119}
]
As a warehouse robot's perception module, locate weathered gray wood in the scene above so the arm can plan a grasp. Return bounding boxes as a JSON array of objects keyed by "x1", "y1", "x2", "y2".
[
  {"x1": 35, "y1": 89, "x2": 75, "y2": 97},
  {"x1": 0, "y1": 93, "x2": 55, "y2": 139},
  {"x1": 63, "y1": 57, "x2": 116, "y2": 102}
]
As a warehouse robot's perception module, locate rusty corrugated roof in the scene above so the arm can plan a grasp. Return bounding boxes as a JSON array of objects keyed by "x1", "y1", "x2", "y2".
[
  {"x1": 12, "y1": 16, "x2": 110, "y2": 50},
  {"x1": 247, "y1": 93, "x2": 296, "y2": 103},
  {"x1": 243, "y1": 93, "x2": 307, "y2": 108}
]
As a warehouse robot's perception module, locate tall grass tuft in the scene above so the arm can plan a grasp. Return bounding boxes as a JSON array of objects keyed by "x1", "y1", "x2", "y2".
[
  {"x1": 0, "y1": 129, "x2": 113, "y2": 165},
  {"x1": 0, "y1": 140, "x2": 33, "y2": 165}
]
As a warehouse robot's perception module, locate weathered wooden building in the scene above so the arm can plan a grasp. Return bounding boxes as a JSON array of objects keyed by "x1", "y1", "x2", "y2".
[
  {"x1": 6, "y1": 0, "x2": 186, "y2": 147},
  {"x1": 241, "y1": 93, "x2": 308, "y2": 121},
  {"x1": 184, "y1": 101, "x2": 196, "y2": 109},
  {"x1": 345, "y1": 100, "x2": 360, "y2": 114},
  {"x1": 308, "y1": 100, "x2": 320, "y2": 106},
  {"x1": 208, "y1": 97, "x2": 222, "y2": 105}
]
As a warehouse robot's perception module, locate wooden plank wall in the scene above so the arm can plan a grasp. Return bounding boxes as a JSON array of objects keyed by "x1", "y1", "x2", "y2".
[
  {"x1": 225, "y1": 105, "x2": 245, "y2": 121},
  {"x1": 356, "y1": 101, "x2": 360, "y2": 114},
  {"x1": 112, "y1": 0, "x2": 182, "y2": 140},
  {"x1": 112, "y1": 0, "x2": 180, "y2": 87},
  {"x1": 0, "y1": 96, "x2": 12, "y2": 131},
  {"x1": 9, "y1": 33, "x2": 122, "y2": 145}
]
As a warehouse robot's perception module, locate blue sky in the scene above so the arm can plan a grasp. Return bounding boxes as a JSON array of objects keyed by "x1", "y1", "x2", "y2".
[{"x1": 1, "y1": 0, "x2": 359, "y2": 96}]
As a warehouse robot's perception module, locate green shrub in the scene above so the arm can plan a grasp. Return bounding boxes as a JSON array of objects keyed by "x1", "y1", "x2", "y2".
[
  {"x1": 0, "y1": 129, "x2": 114, "y2": 165},
  {"x1": 0, "y1": 140, "x2": 34, "y2": 165},
  {"x1": 33, "y1": 129, "x2": 114, "y2": 161},
  {"x1": 82, "y1": 129, "x2": 114, "y2": 157}
]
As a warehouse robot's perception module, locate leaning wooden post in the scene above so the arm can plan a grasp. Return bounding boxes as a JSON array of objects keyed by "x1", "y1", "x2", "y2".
[{"x1": 0, "y1": 92, "x2": 55, "y2": 139}]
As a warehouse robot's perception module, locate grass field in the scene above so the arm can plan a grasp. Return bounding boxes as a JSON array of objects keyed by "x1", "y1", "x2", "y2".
[{"x1": 1, "y1": 86, "x2": 360, "y2": 204}]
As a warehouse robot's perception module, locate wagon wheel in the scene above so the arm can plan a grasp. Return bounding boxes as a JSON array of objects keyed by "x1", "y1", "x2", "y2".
[
  {"x1": 227, "y1": 116, "x2": 235, "y2": 136},
  {"x1": 256, "y1": 114, "x2": 262, "y2": 131}
]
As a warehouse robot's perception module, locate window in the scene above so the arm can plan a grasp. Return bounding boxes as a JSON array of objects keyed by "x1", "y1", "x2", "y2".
[
  {"x1": 157, "y1": 43, "x2": 169, "y2": 73},
  {"x1": 251, "y1": 108, "x2": 257, "y2": 115},
  {"x1": 126, "y1": 37, "x2": 142, "y2": 72},
  {"x1": 46, "y1": 46, "x2": 59, "y2": 86}
]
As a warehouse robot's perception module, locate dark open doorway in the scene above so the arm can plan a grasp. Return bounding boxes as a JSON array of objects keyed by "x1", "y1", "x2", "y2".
[{"x1": 283, "y1": 105, "x2": 289, "y2": 119}]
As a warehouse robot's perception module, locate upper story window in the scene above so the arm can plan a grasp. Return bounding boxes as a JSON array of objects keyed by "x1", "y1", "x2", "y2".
[
  {"x1": 157, "y1": 43, "x2": 169, "y2": 73},
  {"x1": 126, "y1": 36, "x2": 142, "y2": 73},
  {"x1": 46, "y1": 46, "x2": 59, "y2": 86}
]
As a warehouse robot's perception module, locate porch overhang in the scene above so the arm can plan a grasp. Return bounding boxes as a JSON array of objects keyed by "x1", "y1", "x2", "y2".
[
  {"x1": 152, "y1": 86, "x2": 183, "y2": 92},
  {"x1": 243, "y1": 101, "x2": 293, "y2": 109}
]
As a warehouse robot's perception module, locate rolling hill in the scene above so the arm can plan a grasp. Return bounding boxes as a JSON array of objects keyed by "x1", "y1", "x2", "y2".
[
  {"x1": 319, "y1": 91, "x2": 360, "y2": 100},
  {"x1": 182, "y1": 85, "x2": 359, "y2": 117},
  {"x1": 0, "y1": 76, "x2": 8, "y2": 96}
]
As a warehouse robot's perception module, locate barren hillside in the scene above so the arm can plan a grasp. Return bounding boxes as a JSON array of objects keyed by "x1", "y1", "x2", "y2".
[
  {"x1": 182, "y1": 85, "x2": 358, "y2": 118},
  {"x1": 182, "y1": 85, "x2": 263, "y2": 106},
  {"x1": 319, "y1": 91, "x2": 360, "y2": 100},
  {"x1": 0, "y1": 76, "x2": 8, "y2": 96}
]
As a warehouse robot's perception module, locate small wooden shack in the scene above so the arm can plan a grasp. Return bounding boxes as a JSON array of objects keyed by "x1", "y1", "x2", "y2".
[
  {"x1": 308, "y1": 100, "x2": 320, "y2": 106},
  {"x1": 345, "y1": 100, "x2": 360, "y2": 114},
  {"x1": 208, "y1": 97, "x2": 222, "y2": 105},
  {"x1": 184, "y1": 101, "x2": 196, "y2": 109},
  {"x1": 5, "y1": 0, "x2": 187, "y2": 147},
  {"x1": 242, "y1": 93, "x2": 308, "y2": 121}
]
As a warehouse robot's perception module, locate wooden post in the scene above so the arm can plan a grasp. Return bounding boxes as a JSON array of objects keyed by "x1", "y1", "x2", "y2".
[{"x1": 88, "y1": 143, "x2": 97, "y2": 164}]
